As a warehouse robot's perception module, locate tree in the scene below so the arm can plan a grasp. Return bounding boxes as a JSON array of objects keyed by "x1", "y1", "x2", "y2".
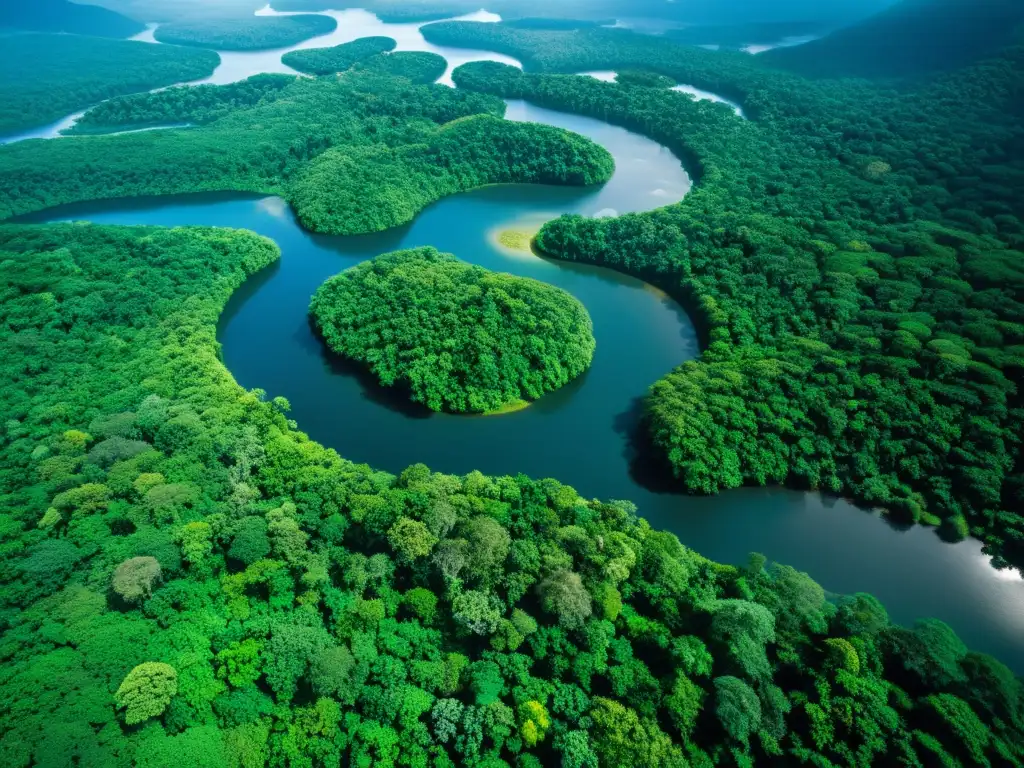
[
  {"x1": 216, "y1": 639, "x2": 262, "y2": 688},
  {"x1": 465, "y1": 515, "x2": 512, "y2": 583},
  {"x1": 309, "y1": 645, "x2": 355, "y2": 700},
  {"x1": 834, "y1": 592, "x2": 889, "y2": 636},
  {"x1": 707, "y1": 599, "x2": 776, "y2": 680},
  {"x1": 470, "y1": 660, "x2": 504, "y2": 706},
  {"x1": 388, "y1": 517, "x2": 438, "y2": 562},
  {"x1": 402, "y1": 587, "x2": 439, "y2": 624},
  {"x1": 539, "y1": 570, "x2": 592, "y2": 630},
  {"x1": 589, "y1": 697, "x2": 685, "y2": 766},
  {"x1": 666, "y1": 673, "x2": 704, "y2": 737},
  {"x1": 714, "y1": 676, "x2": 761, "y2": 745},
  {"x1": 558, "y1": 730, "x2": 599, "y2": 768},
  {"x1": 452, "y1": 590, "x2": 502, "y2": 636},
  {"x1": 434, "y1": 538, "x2": 470, "y2": 582},
  {"x1": 176, "y1": 521, "x2": 212, "y2": 569},
  {"x1": 518, "y1": 700, "x2": 550, "y2": 747},
  {"x1": 115, "y1": 662, "x2": 178, "y2": 724},
  {"x1": 229, "y1": 517, "x2": 271, "y2": 566},
  {"x1": 884, "y1": 619, "x2": 967, "y2": 691},
  {"x1": 112, "y1": 556, "x2": 162, "y2": 603}
]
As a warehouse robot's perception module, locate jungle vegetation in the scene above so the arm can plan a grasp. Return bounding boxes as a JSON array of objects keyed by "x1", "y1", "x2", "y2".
[
  {"x1": 65, "y1": 74, "x2": 297, "y2": 136},
  {"x1": 289, "y1": 114, "x2": 613, "y2": 234},
  {"x1": 0, "y1": 33, "x2": 219, "y2": 136},
  {"x1": 0, "y1": 67, "x2": 613, "y2": 237},
  {"x1": 0, "y1": 0, "x2": 144, "y2": 38},
  {"x1": 2, "y1": 6, "x2": 1024, "y2": 765},
  {"x1": 434, "y1": 17, "x2": 1024, "y2": 570},
  {"x1": 309, "y1": 247, "x2": 597, "y2": 413},
  {"x1": 353, "y1": 51, "x2": 449, "y2": 84},
  {"x1": 281, "y1": 36, "x2": 397, "y2": 76},
  {"x1": 152, "y1": 14, "x2": 337, "y2": 51},
  {"x1": 2, "y1": 223, "x2": 1023, "y2": 767}
]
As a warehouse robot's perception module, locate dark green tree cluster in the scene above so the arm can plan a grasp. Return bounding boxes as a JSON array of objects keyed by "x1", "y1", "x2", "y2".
[
  {"x1": 289, "y1": 113, "x2": 613, "y2": 234},
  {"x1": 439, "y1": 18, "x2": 1024, "y2": 569},
  {"x1": 282, "y1": 36, "x2": 397, "y2": 76},
  {"x1": 353, "y1": 51, "x2": 449, "y2": 84},
  {"x1": 0, "y1": 0, "x2": 144, "y2": 38},
  {"x1": 66, "y1": 73, "x2": 297, "y2": 136},
  {"x1": 309, "y1": 247, "x2": 596, "y2": 413},
  {"x1": 614, "y1": 70, "x2": 675, "y2": 88},
  {"x1": 153, "y1": 14, "x2": 337, "y2": 51},
  {"x1": 0, "y1": 33, "x2": 219, "y2": 136},
  {"x1": 2, "y1": 223, "x2": 1022, "y2": 767}
]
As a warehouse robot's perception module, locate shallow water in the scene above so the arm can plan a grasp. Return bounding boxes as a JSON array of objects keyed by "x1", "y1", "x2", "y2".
[{"x1": 25, "y1": 96, "x2": 1024, "y2": 672}]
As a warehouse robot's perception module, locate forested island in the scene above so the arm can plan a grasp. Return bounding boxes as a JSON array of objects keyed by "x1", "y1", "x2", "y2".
[
  {"x1": 2, "y1": 1, "x2": 1024, "y2": 766},
  {"x1": 153, "y1": 14, "x2": 337, "y2": 51},
  {"x1": 310, "y1": 247, "x2": 596, "y2": 413},
  {"x1": 281, "y1": 36, "x2": 398, "y2": 75}
]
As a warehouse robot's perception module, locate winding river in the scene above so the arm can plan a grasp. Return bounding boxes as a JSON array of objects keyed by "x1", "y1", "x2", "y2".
[{"x1": 13, "y1": 8, "x2": 1024, "y2": 672}]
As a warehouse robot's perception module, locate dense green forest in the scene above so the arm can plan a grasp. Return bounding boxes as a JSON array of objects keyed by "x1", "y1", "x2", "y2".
[
  {"x1": 153, "y1": 14, "x2": 337, "y2": 51},
  {"x1": 354, "y1": 51, "x2": 449, "y2": 84},
  {"x1": 763, "y1": 0, "x2": 1024, "y2": 78},
  {"x1": 432, "y1": 19, "x2": 1024, "y2": 570},
  {"x1": 310, "y1": 247, "x2": 596, "y2": 413},
  {"x1": 0, "y1": 0, "x2": 144, "y2": 38},
  {"x1": 282, "y1": 39, "x2": 448, "y2": 85},
  {"x1": 282, "y1": 37, "x2": 397, "y2": 76},
  {"x1": 0, "y1": 67, "x2": 611, "y2": 237},
  {"x1": 66, "y1": 74, "x2": 297, "y2": 136},
  {"x1": 289, "y1": 114, "x2": 612, "y2": 234},
  {"x1": 2, "y1": 223, "x2": 1023, "y2": 766},
  {"x1": 0, "y1": 34, "x2": 218, "y2": 136}
]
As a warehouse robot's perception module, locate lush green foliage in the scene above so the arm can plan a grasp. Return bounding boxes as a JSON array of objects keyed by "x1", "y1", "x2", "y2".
[
  {"x1": 309, "y1": 247, "x2": 596, "y2": 413},
  {"x1": 153, "y1": 14, "x2": 337, "y2": 51},
  {"x1": 0, "y1": 0, "x2": 144, "y2": 38},
  {"x1": 0, "y1": 34, "x2": 218, "y2": 136},
  {"x1": 354, "y1": 51, "x2": 449, "y2": 84},
  {"x1": 282, "y1": 36, "x2": 397, "y2": 76},
  {"x1": 0, "y1": 69, "x2": 608, "y2": 237},
  {"x1": 289, "y1": 113, "x2": 613, "y2": 234},
  {"x1": 1, "y1": 223, "x2": 1022, "y2": 766},
  {"x1": 444, "y1": 20, "x2": 1024, "y2": 569},
  {"x1": 67, "y1": 74, "x2": 296, "y2": 135}
]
